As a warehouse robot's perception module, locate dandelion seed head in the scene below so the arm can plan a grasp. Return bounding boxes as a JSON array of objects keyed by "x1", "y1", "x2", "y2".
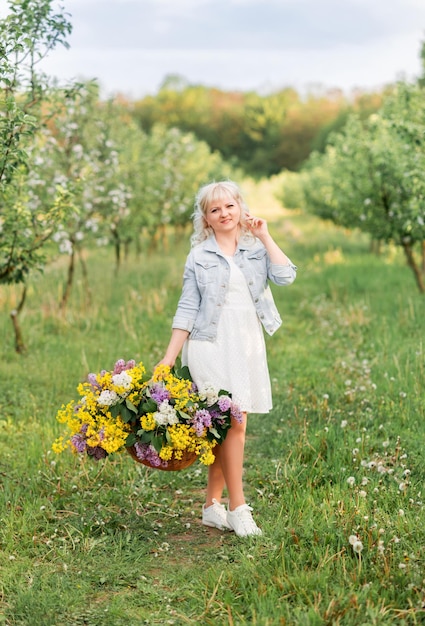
[{"x1": 353, "y1": 540, "x2": 363, "y2": 554}]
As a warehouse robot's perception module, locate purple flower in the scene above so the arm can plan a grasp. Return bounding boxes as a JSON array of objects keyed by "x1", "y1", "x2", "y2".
[
  {"x1": 134, "y1": 442, "x2": 168, "y2": 468},
  {"x1": 87, "y1": 373, "x2": 101, "y2": 389},
  {"x1": 230, "y1": 402, "x2": 244, "y2": 423},
  {"x1": 113, "y1": 359, "x2": 126, "y2": 375},
  {"x1": 192, "y1": 409, "x2": 212, "y2": 437},
  {"x1": 218, "y1": 396, "x2": 232, "y2": 412},
  {"x1": 150, "y1": 383, "x2": 170, "y2": 405},
  {"x1": 113, "y1": 359, "x2": 136, "y2": 374},
  {"x1": 71, "y1": 433, "x2": 87, "y2": 453}
]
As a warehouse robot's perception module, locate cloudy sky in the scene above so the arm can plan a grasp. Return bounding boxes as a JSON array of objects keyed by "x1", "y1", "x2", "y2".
[{"x1": 35, "y1": 0, "x2": 425, "y2": 98}]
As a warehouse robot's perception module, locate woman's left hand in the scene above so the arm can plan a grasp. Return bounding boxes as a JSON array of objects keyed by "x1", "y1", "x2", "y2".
[{"x1": 245, "y1": 213, "x2": 269, "y2": 238}]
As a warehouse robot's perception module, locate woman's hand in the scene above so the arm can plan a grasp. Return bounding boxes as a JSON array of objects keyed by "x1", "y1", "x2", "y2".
[{"x1": 245, "y1": 213, "x2": 269, "y2": 239}]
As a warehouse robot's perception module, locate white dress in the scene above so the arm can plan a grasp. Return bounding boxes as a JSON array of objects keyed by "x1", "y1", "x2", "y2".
[{"x1": 183, "y1": 255, "x2": 272, "y2": 413}]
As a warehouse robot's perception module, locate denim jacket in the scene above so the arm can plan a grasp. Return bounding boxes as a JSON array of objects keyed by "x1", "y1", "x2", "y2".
[{"x1": 172, "y1": 235, "x2": 297, "y2": 340}]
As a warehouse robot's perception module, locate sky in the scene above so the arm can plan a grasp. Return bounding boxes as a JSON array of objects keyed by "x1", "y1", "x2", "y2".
[{"x1": 22, "y1": 0, "x2": 425, "y2": 98}]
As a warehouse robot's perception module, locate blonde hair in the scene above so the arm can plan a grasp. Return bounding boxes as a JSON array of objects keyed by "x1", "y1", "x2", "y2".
[{"x1": 191, "y1": 180, "x2": 251, "y2": 246}]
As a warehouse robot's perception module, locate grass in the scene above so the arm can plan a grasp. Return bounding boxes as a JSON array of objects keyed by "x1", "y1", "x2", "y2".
[{"x1": 0, "y1": 203, "x2": 424, "y2": 625}]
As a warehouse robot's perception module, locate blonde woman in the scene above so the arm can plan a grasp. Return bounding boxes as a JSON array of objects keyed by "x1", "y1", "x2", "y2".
[{"x1": 160, "y1": 180, "x2": 297, "y2": 536}]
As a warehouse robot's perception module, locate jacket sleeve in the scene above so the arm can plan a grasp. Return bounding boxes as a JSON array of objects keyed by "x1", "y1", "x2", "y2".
[
  {"x1": 268, "y1": 261, "x2": 297, "y2": 286},
  {"x1": 172, "y1": 253, "x2": 201, "y2": 332}
]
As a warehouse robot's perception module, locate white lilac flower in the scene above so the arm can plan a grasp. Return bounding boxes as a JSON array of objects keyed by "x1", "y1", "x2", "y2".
[
  {"x1": 153, "y1": 401, "x2": 179, "y2": 426},
  {"x1": 97, "y1": 390, "x2": 119, "y2": 406},
  {"x1": 112, "y1": 371, "x2": 132, "y2": 390},
  {"x1": 198, "y1": 382, "x2": 219, "y2": 406}
]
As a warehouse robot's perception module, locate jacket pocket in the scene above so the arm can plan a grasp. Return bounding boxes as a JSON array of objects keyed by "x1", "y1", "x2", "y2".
[{"x1": 195, "y1": 260, "x2": 219, "y2": 285}]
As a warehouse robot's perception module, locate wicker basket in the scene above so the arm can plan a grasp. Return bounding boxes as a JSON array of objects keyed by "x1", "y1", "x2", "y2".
[{"x1": 126, "y1": 445, "x2": 197, "y2": 471}]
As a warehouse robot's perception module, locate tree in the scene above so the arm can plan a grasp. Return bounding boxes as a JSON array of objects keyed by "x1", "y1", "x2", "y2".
[
  {"x1": 302, "y1": 83, "x2": 425, "y2": 292},
  {"x1": 0, "y1": 0, "x2": 73, "y2": 350}
]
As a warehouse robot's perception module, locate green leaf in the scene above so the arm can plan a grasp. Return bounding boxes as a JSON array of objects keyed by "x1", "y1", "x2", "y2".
[
  {"x1": 177, "y1": 410, "x2": 190, "y2": 422},
  {"x1": 117, "y1": 404, "x2": 135, "y2": 423},
  {"x1": 125, "y1": 398, "x2": 138, "y2": 413},
  {"x1": 140, "y1": 399, "x2": 157, "y2": 413},
  {"x1": 151, "y1": 436, "x2": 163, "y2": 454},
  {"x1": 125, "y1": 433, "x2": 137, "y2": 447},
  {"x1": 109, "y1": 404, "x2": 122, "y2": 418},
  {"x1": 209, "y1": 427, "x2": 220, "y2": 439},
  {"x1": 174, "y1": 364, "x2": 192, "y2": 381},
  {"x1": 138, "y1": 431, "x2": 154, "y2": 443}
]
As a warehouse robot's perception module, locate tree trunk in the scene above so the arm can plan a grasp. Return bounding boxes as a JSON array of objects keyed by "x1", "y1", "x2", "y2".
[
  {"x1": 78, "y1": 248, "x2": 92, "y2": 307},
  {"x1": 124, "y1": 238, "x2": 131, "y2": 261},
  {"x1": 111, "y1": 229, "x2": 121, "y2": 276},
  {"x1": 10, "y1": 284, "x2": 27, "y2": 353},
  {"x1": 160, "y1": 223, "x2": 169, "y2": 252},
  {"x1": 401, "y1": 241, "x2": 425, "y2": 293},
  {"x1": 369, "y1": 238, "x2": 381, "y2": 255},
  {"x1": 60, "y1": 247, "x2": 76, "y2": 310}
]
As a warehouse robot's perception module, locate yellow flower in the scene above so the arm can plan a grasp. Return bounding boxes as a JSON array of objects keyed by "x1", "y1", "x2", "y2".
[
  {"x1": 159, "y1": 445, "x2": 173, "y2": 461},
  {"x1": 198, "y1": 440, "x2": 217, "y2": 465},
  {"x1": 141, "y1": 413, "x2": 156, "y2": 431},
  {"x1": 168, "y1": 423, "x2": 195, "y2": 451},
  {"x1": 52, "y1": 436, "x2": 66, "y2": 454},
  {"x1": 152, "y1": 364, "x2": 171, "y2": 381}
]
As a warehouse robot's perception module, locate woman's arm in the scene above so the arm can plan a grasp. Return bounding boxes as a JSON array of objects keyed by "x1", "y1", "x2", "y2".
[{"x1": 159, "y1": 328, "x2": 190, "y2": 368}]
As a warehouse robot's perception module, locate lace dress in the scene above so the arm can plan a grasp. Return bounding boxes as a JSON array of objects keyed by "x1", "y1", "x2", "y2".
[{"x1": 182, "y1": 255, "x2": 272, "y2": 413}]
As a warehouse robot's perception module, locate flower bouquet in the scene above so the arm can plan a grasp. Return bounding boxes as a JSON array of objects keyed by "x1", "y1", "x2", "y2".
[{"x1": 53, "y1": 358, "x2": 242, "y2": 470}]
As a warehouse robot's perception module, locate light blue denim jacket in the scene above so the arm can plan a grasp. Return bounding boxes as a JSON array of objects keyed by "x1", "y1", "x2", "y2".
[{"x1": 172, "y1": 234, "x2": 297, "y2": 340}]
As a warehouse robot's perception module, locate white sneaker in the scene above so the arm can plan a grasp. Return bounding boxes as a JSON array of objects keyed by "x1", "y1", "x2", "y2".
[
  {"x1": 227, "y1": 504, "x2": 262, "y2": 537},
  {"x1": 202, "y1": 499, "x2": 232, "y2": 530}
]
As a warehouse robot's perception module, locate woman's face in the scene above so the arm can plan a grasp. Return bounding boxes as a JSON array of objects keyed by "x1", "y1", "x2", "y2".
[{"x1": 205, "y1": 194, "x2": 241, "y2": 235}]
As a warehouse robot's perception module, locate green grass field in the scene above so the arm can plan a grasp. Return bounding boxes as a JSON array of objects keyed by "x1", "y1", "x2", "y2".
[{"x1": 1, "y1": 205, "x2": 424, "y2": 625}]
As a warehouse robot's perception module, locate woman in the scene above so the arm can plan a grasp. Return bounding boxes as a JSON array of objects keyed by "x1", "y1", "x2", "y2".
[{"x1": 160, "y1": 180, "x2": 296, "y2": 536}]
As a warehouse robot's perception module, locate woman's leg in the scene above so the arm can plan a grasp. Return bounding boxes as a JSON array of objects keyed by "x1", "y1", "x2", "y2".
[{"x1": 205, "y1": 413, "x2": 247, "y2": 510}]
